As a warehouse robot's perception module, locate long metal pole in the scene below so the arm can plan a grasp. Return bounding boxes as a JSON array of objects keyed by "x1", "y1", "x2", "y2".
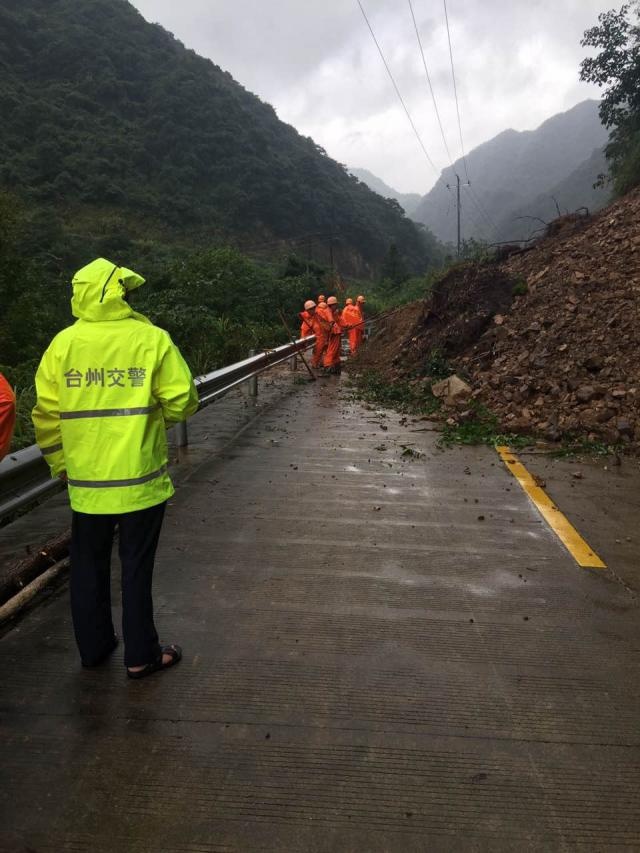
[
  {"x1": 457, "y1": 173, "x2": 461, "y2": 259},
  {"x1": 278, "y1": 310, "x2": 316, "y2": 381}
]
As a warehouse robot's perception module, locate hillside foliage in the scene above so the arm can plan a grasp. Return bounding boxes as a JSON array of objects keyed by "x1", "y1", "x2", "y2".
[
  {"x1": 0, "y1": 0, "x2": 440, "y2": 274},
  {"x1": 581, "y1": 3, "x2": 640, "y2": 194}
]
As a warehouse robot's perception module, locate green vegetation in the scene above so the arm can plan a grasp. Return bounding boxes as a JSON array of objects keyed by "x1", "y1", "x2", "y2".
[
  {"x1": 347, "y1": 371, "x2": 441, "y2": 416},
  {"x1": 0, "y1": 0, "x2": 449, "y2": 451},
  {"x1": 549, "y1": 437, "x2": 623, "y2": 458},
  {"x1": 423, "y1": 349, "x2": 452, "y2": 381},
  {"x1": 0, "y1": 0, "x2": 441, "y2": 274},
  {"x1": 581, "y1": 3, "x2": 640, "y2": 194},
  {"x1": 440, "y1": 403, "x2": 535, "y2": 450},
  {"x1": 348, "y1": 373, "x2": 538, "y2": 450}
]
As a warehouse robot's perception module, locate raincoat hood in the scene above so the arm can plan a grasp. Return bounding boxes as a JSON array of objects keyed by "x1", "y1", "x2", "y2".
[{"x1": 71, "y1": 258, "x2": 146, "y2": 322}]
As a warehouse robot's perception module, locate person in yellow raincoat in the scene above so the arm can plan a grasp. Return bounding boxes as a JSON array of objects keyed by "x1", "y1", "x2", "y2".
[{"x1": 32, "y1": 258, "x2": 198, "y2": 678}]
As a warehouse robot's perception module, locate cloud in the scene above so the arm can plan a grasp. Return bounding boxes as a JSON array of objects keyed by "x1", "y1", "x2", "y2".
[{"x1": 130, "y1": 0, "x2": 612, "y2": 193}]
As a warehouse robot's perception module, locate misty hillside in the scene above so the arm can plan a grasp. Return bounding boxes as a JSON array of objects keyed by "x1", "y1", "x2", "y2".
[
  {"x1": 349, "y1": 168, "x2": 422, "y2": 217},
  {"x1": 413, "y1": 100, "x2": 608, "y2": 245},
  {"x1": 495, "y1": 147, "x2": 611, "y2": 242},
  {"x1": 0, "y1": 0, "x2": 440, "y2": 274}
]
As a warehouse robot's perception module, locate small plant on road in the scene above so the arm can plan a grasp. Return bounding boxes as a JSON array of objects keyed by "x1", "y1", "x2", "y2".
[
  {"x1": 440, "y1": 403, "x2": 535, "y2": 449},
  {"x1": 348, "y1": 370, "x2": 441, "y2": 416}
]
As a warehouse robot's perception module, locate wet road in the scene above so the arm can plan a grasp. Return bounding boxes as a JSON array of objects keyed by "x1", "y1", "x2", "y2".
[{"x1": 1, "y1": 376, "x2": 639, "y2": 852}]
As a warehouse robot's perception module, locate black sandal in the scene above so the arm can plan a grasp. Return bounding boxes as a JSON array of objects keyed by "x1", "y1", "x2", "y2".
[{"x1": 127, "y1": 644, "x2": 182, "y2": 680}]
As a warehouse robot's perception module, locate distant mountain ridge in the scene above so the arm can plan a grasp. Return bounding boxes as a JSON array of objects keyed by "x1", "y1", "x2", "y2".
[
  {"x1": 412, "y1": 100, "x2": 610, "y2": 245},
  {"x1": 349, "y1": 168, "x2": 422, "y2": 216},
  {"x1": 495, "y1": 147, "x2": 610, "y2": 242}
]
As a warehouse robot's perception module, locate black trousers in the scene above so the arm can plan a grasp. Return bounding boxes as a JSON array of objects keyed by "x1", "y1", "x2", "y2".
[{"x1": 70, "y1": 501, "x2": 166, "y2": 667}]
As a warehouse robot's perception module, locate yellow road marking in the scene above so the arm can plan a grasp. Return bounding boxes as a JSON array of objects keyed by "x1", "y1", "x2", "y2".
[{"x1": 496, "y1": 446, "x2": 606, "y2": 569}]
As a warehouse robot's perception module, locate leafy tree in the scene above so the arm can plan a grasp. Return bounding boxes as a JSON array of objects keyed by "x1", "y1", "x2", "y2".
[
  {"x1": 380, "y1": 244, "x2": 410, "y2": 285},
  {"x1": 580, "y1": 3, "x2": 640, "y2": 193}
]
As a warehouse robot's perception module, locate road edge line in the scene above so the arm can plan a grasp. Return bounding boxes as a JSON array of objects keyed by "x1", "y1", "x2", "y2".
[{"x1": 495, "y1": 445, "x2": 606, "y2": 570}]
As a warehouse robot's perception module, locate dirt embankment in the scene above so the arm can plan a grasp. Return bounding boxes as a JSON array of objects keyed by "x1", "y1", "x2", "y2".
[{"x1": 355, "y1": 187, "x2": 640, "y2": 448}]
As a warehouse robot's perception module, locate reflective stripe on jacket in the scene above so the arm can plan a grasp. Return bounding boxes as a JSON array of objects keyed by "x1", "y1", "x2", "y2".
[{"x1": 32, "y1": 258, "x2": 199, "y2": 514}]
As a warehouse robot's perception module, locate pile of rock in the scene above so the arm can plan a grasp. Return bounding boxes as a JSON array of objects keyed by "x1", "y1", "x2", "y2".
[
  {"x1": 457, "y1": 187, "x2": 640, "y2": 446},
  {"x1": 358, "y1": 186, "x2": 640, "y2": 449}
]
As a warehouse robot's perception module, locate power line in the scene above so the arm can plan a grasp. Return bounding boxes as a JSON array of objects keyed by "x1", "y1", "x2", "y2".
[
  {"x1": 442, "y1": 0, "x2": 470, "y2": 182},
  {"x1": 465, "y1": 184, "x2": 501, "y2": 240},
  {"x1": 441, "y1": 1, "x2": 501, "y2": 243},
  {"x1": 464, "y1": 193, "x2": 492, "y2": 242},
  {"x1": 356, "y1": 0, "x2": 440, "y2": 176},
  {"x1": 407, "y1": 0, "x2": 455, "y2": 169}
]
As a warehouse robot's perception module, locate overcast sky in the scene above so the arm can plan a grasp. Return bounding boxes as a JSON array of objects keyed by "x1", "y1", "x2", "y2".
[{"x1": 130, "y1": 0, "x2": 611, "y2": 194}]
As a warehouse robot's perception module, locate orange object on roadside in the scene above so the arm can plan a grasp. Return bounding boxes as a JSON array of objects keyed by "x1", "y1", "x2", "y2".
[
  {"x1": 323, "y1": 303, "x2": 344, "y2": 370},
  {"x1": 299, "y1": 305, "x2": 318, "y2": 339},
  {"x1": 304, "y1": 304, "x2": 328, "y2": 367},
  {"x1": 341, "y1": 302, "x2": 362, "y2": 354},
  {"x1": 0, "y1": 373, "x2": 16, "y2": 461}
]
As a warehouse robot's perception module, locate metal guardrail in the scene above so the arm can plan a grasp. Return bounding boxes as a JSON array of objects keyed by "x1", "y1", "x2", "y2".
[{"x1": 0, "y1": 336, "x2": 315, "y2": 522}]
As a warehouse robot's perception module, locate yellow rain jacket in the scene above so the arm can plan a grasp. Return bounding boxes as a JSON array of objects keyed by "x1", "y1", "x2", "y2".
[{"x1": 32, "y1": 258, "x2": 199, "y2": 514}]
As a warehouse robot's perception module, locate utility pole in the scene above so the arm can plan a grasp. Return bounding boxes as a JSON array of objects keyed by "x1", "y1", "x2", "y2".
[
  {"x1": 456, "y1": 173, "x2": 461, "y2": 259},
  {"x1": 446, "y1": 173, "x2": 468, "y2": 259}
]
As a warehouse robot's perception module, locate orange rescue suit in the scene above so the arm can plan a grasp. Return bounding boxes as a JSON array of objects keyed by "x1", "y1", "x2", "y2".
[
  {"x1": 0, "y1": 373, "x2": 16, "y2": 461},
  {"x1": 299, "y1": 310, "x2": 315, "y2": 339},
  {"x1": 312, "y1": 305, "x2": 331, "y2": 367},
  {"x1": 323, "y1": 310, "x2": 344, "y2": 369},
  {"x1": 341, "y1": 304, "x2": 362, "y2": 354},
  {"x1": 354, "y1": 304, "x2": 365, "y2": 350}
]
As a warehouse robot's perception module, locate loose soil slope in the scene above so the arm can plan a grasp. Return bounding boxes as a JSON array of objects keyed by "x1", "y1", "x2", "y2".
[{"x1": 357, "y1": 187, "x2": 640, "y2": 447}]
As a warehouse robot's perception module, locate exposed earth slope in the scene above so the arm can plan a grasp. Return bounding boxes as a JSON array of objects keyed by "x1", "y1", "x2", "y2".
[{"x1": 357, "y1": 188, "x2": 640, "y2": 448}]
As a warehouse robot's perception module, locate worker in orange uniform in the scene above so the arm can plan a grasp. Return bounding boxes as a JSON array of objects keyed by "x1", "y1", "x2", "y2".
[
  {"x1": 341, "y1": 298, "x2": 361, "y2": 355},
  {"x1": 310, "y1": 297, "x2": 331, "y2": 369},
  {"x1": 355, "y1": 294, "x2": 366, "y2": 351},
  {"x1": 323, "y1": 296, "x2": 344, "y2": 374},
  {"x1": 299, "y1": 300, "x2": 318, "y2": 339},
  {"x1": 0, "y1": 372, "x2": 16, "y2": 461}
]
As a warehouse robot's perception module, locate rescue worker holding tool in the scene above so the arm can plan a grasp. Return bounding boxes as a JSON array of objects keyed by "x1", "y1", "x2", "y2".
[
  {"x1": 323, "y1": 296, "x2": 344, "y2": 374},
  {"x1": 0, "y1": 372, "x2": 16, "y2": 461},
  {"x1": 312, "y1": 298, "x2": 331, "y2": 369},
  {"x1": 299, "y1": 299, "x2": 318, "y2": 339},
  {"x1": 341, "y1": 298, "x2": 361, "y2": 355},
  {"x1": 32, "y1": 258, "x2": 198, "y2": 679}
]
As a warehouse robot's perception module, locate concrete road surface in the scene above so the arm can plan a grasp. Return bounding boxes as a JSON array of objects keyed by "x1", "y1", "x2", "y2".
[{"x1": 1, "y1": 376, "x2": 639, "y2": 852}]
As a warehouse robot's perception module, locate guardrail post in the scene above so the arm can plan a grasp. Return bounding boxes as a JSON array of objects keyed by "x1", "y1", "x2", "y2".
[
  {"x1": 174, "y1": 421, "x2": 188, "y2": 448},
  {"x1": 290, "y1": 353, "x2": 298, "y2": 372},
  {"x1": 248, "y1": 349, "x2": 258, "y2": 397}
]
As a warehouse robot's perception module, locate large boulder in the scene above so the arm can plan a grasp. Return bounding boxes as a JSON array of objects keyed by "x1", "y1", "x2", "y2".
[{"x1": 431, "y1": 375, "x2": 473, "y2": 406}]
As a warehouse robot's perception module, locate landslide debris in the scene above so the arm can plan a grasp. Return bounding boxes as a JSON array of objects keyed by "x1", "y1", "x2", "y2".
[{"x1": 356, "y1": 188, "x2": 640, "y2": 448}]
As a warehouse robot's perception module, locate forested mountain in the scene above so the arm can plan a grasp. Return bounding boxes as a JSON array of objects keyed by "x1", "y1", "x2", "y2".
[
  {"x1": 349, "y1": 168, "x2": 422, "y2": 217},
  {"x1": 0, "y1": 0, "x2": 440, "y2": 275},
  {"x1": 412, "y1": 100, "x2": 609, "y2": 245}
]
